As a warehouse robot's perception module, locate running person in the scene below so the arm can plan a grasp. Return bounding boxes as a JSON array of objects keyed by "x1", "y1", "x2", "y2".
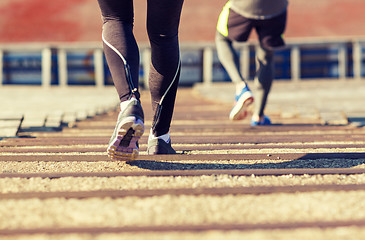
[
  {"x1": 216, "y1": 0, "x2": 288, "y2": 125},
  {"x1": 97, "y1": 0, "x2": 184, "y2": 160}
]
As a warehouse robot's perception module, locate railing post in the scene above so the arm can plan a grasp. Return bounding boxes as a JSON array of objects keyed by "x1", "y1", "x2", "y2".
[
  {"x1": 203, "y1": 47, "x2": 213, "y2": 84},
  {"x1": 142, "y1": 48, "x2": 151, "y2": 89},
  {"x1": 338, "y1": 43, "x2": 347, "y2": 79},
  {"x1": 94, "y1": 48, "x2": 105, "y2": 88},
  {"x1": 240, "y1": 44, "x2": 250, "y2": 80},
  {"x1": 290, "y1": 45, "x2": 301, "y2": 81},
  {"x1": 353, "y1": 41, "x2": 362, "y2": 80},
  {"x1": 41, "y1": 47, "x2": 52, "y2": 88},
  {"x1": 58, "y1": 48, "x2": 68, "y2": 87},
  {"x1": 0, "y1": 49, "x2": 3, "y2": 87}
]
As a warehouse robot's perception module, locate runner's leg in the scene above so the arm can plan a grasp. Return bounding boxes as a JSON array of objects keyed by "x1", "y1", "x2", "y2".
[
  {"x1": 97, "y1": 0, "x2": 140, "y2": 101},
  {"x1": 253, "y1": 11, "x2": 287, "y2": 120},
  {"x1": 147, "y1": 0, "x2": 184, "y2": 137},
  {"x1": 253, "y1": 46, "x2": 274, "y2": 118},
  {"x1": 216, "y1": 5, "x2": 255, "y2": 120},
  {"x1": 215, "y1": 31, "x2": 244, "y2": 84},
  {"x1": 97, "y1": 0, "x2": 144, "y2": 160}
]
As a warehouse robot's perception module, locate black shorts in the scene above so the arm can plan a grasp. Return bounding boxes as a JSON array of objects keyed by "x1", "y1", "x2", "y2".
[{"x1": 217, "y1": 3, "x2": 287, "y2": 50}]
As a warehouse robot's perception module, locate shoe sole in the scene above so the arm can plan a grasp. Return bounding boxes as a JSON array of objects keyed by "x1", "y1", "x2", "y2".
[
  {"x1": 229, "y1": 92, "x2": 254, "y2": 120},
  {"x1": 107, "y1": 116, "x2": 144, "y2": 161}
]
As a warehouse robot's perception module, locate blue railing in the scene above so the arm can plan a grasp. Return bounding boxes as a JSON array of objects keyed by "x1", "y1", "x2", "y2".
[{"x1": 0, "y1": 39, "x2": 364, "y2": 87}]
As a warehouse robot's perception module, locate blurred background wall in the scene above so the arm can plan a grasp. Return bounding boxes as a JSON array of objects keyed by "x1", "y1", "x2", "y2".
[
  {"x1": 1, "y1": 0, "x2": 365, "y2": 86},
  {"x1": 1, "y1": 0, "x2": 365, "y2": 43}
]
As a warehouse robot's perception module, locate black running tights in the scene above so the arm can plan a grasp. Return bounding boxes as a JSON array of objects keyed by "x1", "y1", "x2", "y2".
[{"x1": 97, "y1": 0, "x2": 184, "y2": 136}]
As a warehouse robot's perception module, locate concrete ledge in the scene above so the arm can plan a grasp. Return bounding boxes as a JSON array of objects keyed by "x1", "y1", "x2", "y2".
[
  {"x1": 193, "y1": 80, "x2": 365, "y2": 126},
  {"x1": 0, "y1": 86, "x2": 119, "y2": 134}
]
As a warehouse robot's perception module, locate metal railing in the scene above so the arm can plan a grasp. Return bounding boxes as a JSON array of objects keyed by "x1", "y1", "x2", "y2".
[{"x1": 0, "y1": 38, "x2": 364, "y2": 87}]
